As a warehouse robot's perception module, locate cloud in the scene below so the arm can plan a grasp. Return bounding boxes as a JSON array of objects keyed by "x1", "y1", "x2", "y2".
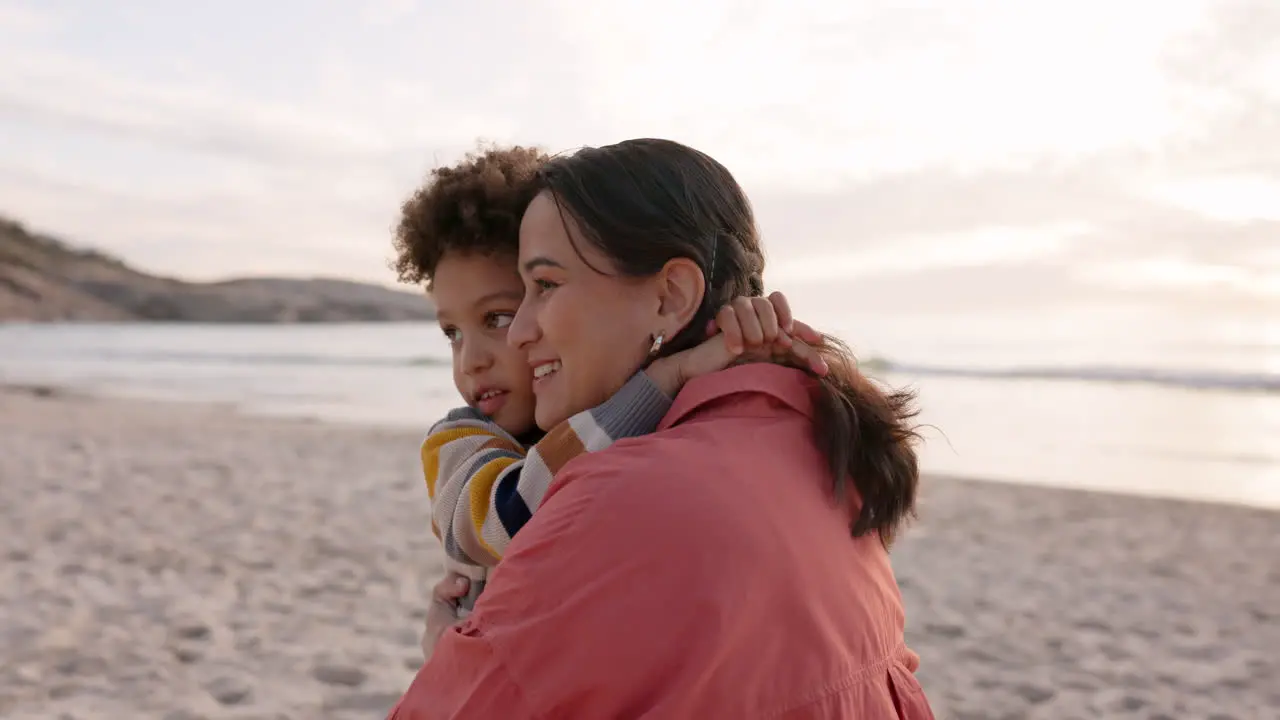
[
  {"x1": 0, "y1": 0, "x2": 1275, "y2": 288},
  {"x1": 1147, "y1": 175, "x2": 1280, "y2": 222},
  {"x1": 0, "y1": 163, "x2": 397, "y2": 280},
  {"x1": 0, "y1": 1, "x2": 57, "y2": 35},
  {"x1": 1082, "y1": 255, "x2": 1280, "y2": 298},
  {"x1": 544, "y1": 0, "x2": 1218, "y2": 186},
  {"x1": 0, "y1": 49, "x2": 514, "y2": 169},
  {"x1": 359, "y1": 0, "x2": 419, "y2": 28},
  {"x1": 1158, "y1": 0, "x2": 1280, "y2": 175},
  {"x1": 767, "y1": 221, "x2": 1093, "y2": 284},
  {"x1": 748, "y1": 152, "x2": 1192, "y2": 258}
]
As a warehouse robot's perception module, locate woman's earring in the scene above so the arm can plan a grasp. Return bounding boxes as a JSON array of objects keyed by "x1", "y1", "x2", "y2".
[{"x1": 647, "y1": 332, "x2": 665, "y2": 359}]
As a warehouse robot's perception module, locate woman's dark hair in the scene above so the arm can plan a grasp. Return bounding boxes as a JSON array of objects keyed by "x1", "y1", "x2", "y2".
[{"x1": 535, "y1": 138, "x2": 920, "y2": 545}]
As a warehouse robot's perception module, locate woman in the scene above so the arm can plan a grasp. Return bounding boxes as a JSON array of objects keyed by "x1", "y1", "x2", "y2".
[{"x1": 392, "y1": 139, "x2": 934, "y2": 719}]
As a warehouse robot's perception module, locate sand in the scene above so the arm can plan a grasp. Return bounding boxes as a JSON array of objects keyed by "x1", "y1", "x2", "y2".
[{"x1": 1, "y1": 385, "x2": 1277, "y2": 719}]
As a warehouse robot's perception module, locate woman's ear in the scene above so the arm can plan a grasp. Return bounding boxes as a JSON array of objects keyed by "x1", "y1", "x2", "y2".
[{"x1": 653, "y1": 257, "x2": 706, "y2": 335}]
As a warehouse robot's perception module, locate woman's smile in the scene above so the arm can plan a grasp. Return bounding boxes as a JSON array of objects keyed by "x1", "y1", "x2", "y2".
[
  {"x1": 530, "y1": 359, "x2": 562, "y2": 391},
  {"x1": 508, "y1": 192, "x2": 658, "y2": 430}
]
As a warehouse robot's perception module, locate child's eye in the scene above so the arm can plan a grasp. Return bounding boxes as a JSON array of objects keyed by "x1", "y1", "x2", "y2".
[
  {"x1": 486, "y1": 312, "x2": 514, "y2": 330},
  {"x1": 441, "y1": 325, "x2": 460, "y2": 344}
]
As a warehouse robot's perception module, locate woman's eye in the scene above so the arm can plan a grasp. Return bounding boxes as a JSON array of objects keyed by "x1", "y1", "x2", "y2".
[
  {"x1": 442, "y1": 326, "x2": 460, "y2": 343},
  {"x1": 535, "y1": 278, "x2": 558, "y2": 292},
  {"x1": 487, "y1": 312, "x2": 514, "y2": 330}
]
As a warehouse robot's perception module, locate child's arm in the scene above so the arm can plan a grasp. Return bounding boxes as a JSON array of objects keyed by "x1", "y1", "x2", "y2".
[{"x1": 422, "y1": 371, "x2": 671, "y2": 568}]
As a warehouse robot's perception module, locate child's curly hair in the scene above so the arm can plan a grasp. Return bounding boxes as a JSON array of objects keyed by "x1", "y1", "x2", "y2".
[{"x1": 393, "y1": 144, "x2": 549, "y2": 288}]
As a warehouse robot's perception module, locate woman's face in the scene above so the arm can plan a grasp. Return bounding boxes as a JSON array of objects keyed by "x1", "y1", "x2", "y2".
[{"x1": 509, "y1": 191, "x2": 659, "y2": 430}]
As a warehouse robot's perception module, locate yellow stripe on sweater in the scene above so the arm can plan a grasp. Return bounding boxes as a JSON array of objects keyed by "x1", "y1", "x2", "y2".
[
  {"x1": 467, "y1": 454, "x2": 520, "y2": 557},
  {"x1": 421, "y1": 426, "x2": 496, "y2": 498}
]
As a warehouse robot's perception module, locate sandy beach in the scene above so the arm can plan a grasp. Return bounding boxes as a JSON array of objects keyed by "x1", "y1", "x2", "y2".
[{"x1": 2, "y1": 385, "x2": 1276, "y2": 720}]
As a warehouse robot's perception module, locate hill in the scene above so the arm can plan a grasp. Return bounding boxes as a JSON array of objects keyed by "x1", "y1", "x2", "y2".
[{"x1": 0, "y1": 217, "x2": 433, "y2": 323}]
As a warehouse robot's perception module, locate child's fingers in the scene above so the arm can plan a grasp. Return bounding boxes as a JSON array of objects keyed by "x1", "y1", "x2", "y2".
[
  {"x1": 732, "y1": 297, "x2": 765, "y2": 347},
  {"x1": 767, "y1": 291, "x2": 795, "y2": 333},
  {"x1": 790, "y1": 320, "x2": 825, "y2": 346},
  {"x1": 716, "y1": 304, "x2": 744, "y2": 355},
  {"x1": 794, "y1": 341, "x2": 830, "y2": 377},
  {"x1": 432, "y1": 573, "x2": 470, "y2": 602},
  {"x1": 775, "y1": 336, "x2": 829, "y2": 377},
  {"x1": 749, "y1": 296, "x2": 785, "y2": 347},
  {"x1": 670, "y1": 329, "x2": 741, "y2": 383}
]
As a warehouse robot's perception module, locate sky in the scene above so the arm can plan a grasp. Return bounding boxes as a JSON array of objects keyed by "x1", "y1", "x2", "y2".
[{"x1": 0, "y1": 0, "x2": 1277, "y2": 308}]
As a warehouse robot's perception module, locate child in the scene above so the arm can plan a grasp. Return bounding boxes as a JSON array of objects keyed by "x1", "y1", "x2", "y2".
[{"x1": 393, "y1": 145, "x2": 819, "y2": 621}]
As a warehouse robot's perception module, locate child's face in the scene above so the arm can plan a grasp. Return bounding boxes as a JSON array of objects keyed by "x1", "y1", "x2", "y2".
[{"x1": 431, "y1": 252, "x2": 536, "y2": 437}]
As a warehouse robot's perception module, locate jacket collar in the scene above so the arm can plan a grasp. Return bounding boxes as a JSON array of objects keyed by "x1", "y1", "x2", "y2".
[{"x1": 658, "y1": 364, "x2": 816, "y2": 431}]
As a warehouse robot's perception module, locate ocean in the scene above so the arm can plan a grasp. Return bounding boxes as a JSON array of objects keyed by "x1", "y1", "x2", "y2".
[{"x1": 2, "y1": 295, "x2": 1278, "y2": 509}]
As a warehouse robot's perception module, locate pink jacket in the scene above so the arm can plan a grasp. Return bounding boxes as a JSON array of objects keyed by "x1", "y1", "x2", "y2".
[{"x1": 391, "y1": 364, "x2": 934, "y2": 719}]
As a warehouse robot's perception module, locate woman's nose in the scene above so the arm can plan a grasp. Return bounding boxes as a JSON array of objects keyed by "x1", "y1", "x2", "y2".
[{"x1": 508, "y1": 301, "x2": 538, "y2": 350}]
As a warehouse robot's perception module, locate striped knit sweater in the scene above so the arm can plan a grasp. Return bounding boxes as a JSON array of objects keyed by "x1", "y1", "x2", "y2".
[{"x1": 422, "y1": 371, "x2": 672, "y2": 608}]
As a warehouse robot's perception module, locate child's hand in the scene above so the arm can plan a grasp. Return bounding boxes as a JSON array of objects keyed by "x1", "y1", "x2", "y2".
[
  {"x1": 647, "y1": 292, "x2": 828, "y2": 396},
  {"x1": 708, "y1": 291, "x2": 824, "y2": 361},
  {"x1": 421, "y1": 572, "x2": 469, "y2": 662},
  {"x1": 709, "y1": 291, "x2": 829, "y2": 376}
]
